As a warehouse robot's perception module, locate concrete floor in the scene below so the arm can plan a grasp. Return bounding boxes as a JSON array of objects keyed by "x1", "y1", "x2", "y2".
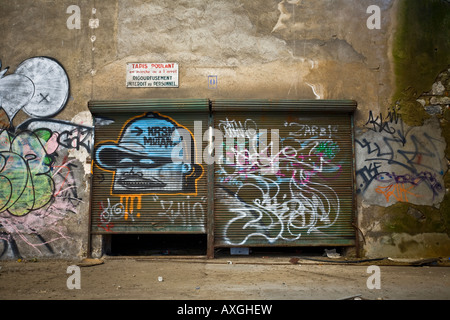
[{"x1": 0, "y1": 255, "x2": 449, "y2": 301}]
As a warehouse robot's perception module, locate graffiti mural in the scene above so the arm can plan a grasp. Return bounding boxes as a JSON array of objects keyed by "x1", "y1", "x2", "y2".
[
  {"x1": 0, "y1": 57, "x2": 92, "y2": 259},
  {"x1": 96, "y1": 195, "x2": 206, "y2": 233},
  {"x1": 95, "y1": 112, "x2": 203, "y2": 194},
  {"x1": 0, "y1": 57, "x2": 69, "y2": 122},
  {"x1": 214, "y1": 114, "x2": 354, "y2": 246},
  {"x1": 92, "y1": 112, "x2": 206, "y2": 233},
  {"x1": 0, "y1": 129, "x2": 57, "y2": 216},
  {"x1": 356, "y1": 110, "x2": 446, "y2": 207}
]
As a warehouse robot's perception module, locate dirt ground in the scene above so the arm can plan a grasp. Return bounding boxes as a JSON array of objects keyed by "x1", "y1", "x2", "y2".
[{"x1": 1, "y1": 255, "x2": 450, "y2": 301}]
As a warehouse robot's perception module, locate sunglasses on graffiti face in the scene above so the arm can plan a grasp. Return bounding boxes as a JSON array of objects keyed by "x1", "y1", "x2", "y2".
[
  {"x1": 114, "y1": 155, "x2": 193, "y2": 191},
  {"x1": 116, "y1": 155, "x2": 176, "y2": 169}
]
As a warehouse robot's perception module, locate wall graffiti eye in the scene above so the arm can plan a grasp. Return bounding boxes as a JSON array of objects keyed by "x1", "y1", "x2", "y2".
[
  {"x1": 118, "y1": 158, "x2": 136, "y2": 167},
  {"x1": 139, "y1": 158, "x2": 155, "y2": 167},
  {"x1": 140, "y1": 157, "x2": 174, "y2": 168},
  {"x1": 374, "y1": 172, "x2": 392, "y2": 183}
]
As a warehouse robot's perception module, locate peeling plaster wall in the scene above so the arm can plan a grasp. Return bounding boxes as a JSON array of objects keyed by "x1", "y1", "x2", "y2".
[
  {"x1": 0, "y1": 0, "x2": 449, "y2": 259},
  {"x1": 92, "y1": 0, "x2": 394, "y2": 118}
]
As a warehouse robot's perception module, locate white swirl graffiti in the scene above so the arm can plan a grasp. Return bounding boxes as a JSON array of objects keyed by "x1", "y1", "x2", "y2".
[{"x1": 217, "y1": 118, "x2": 344, "y2": 246}]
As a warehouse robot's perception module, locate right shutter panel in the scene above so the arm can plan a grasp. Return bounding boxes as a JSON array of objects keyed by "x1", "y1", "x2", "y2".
[{"x1": 212, "y1": 100, "x2": 356, "y2": 248}]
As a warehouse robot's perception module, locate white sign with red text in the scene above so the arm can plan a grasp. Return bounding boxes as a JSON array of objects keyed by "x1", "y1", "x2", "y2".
[{"x1": 126, "y1": 63, "x2": 179, "y2": 88}]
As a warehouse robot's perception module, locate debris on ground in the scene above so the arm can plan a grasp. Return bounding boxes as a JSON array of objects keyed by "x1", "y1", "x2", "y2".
[
  {"x1": 77, "y1": 258, "x2": 104, "y2": 267},
  {"x1": 324, "y1": 249, "x2": 341, "y2": 259},
  {"x1": 410, "y1": 258, "x2": 440, "y2": 267}
]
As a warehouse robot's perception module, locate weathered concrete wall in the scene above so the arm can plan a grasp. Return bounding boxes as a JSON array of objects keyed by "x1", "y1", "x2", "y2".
[
  {"x1": 0, "y1": 0, "x2": 448, "y2": 260},
  {"x1": 92, "y1": 0, "x2": 393, "y2": 115},
  {"x1": 357, "y1": 0, "x2": 450, "y2": 258}
]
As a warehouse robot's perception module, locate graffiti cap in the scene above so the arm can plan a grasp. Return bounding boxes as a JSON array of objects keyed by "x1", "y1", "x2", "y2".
[{"x1": 95, "y1": 113, "x2": 188, "y2": 170}]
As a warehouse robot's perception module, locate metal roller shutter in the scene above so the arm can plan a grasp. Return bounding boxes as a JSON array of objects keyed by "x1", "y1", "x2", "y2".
[
  {"x1": 88, "y1": 100, "x2": 209, "y2": 235},
  {"x1": 211, "y1": 100, "x2": 357, "y2": 247}
]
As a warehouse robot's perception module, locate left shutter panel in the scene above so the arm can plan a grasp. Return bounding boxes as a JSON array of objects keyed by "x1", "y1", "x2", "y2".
[{"x1": 89, "y1": 100, "x2": 209, "y2": 235}]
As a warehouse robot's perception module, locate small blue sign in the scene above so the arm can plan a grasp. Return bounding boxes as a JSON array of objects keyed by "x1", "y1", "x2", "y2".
[{"x1": 208, "y1": 75, "x2": 217, "y2": 89}]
